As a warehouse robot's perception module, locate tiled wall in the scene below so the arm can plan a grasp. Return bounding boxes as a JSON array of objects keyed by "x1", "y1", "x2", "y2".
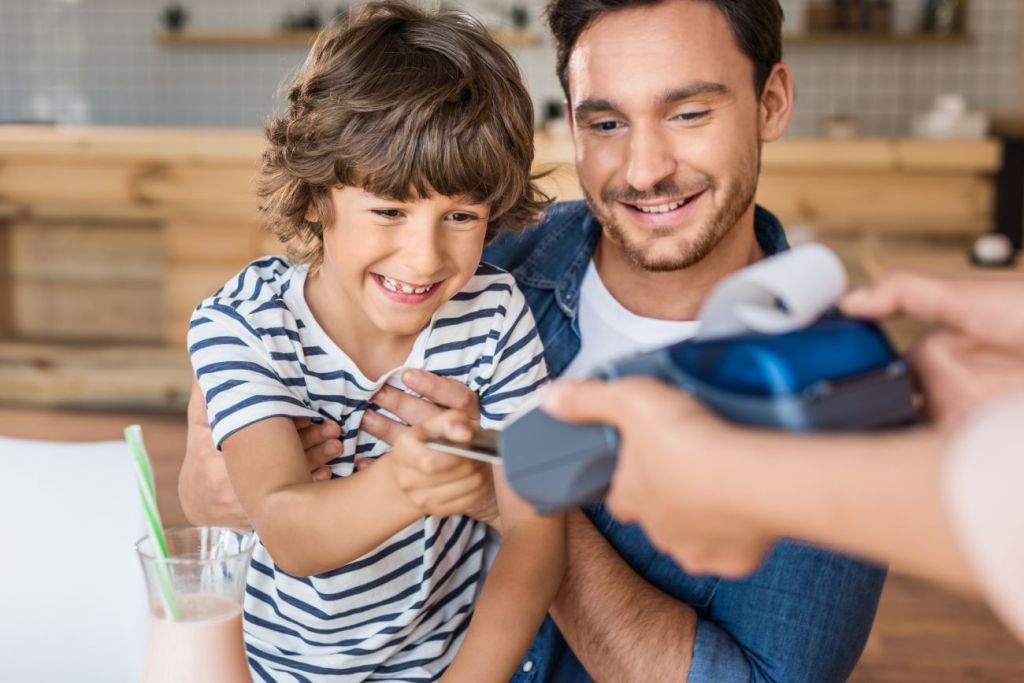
[
  {"x1": 781, "y1": 0, "x2": 1022, "y2": 136},
  {"x1": 0, "y1": 0, "x2": 1020, "y2": 137}
]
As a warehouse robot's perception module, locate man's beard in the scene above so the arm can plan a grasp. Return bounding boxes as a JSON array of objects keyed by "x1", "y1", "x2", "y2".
[{"x1": 584, "y1": 163, "x2": 759, "y2": 273}]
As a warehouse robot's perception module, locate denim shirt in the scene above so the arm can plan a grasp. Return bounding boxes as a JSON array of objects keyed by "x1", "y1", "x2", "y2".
[
  {"x1": 485, "y1": 200, "x2": 790, "y2": 377},
  {"x1": 484, "y1": 201, "x2": 885, "y2": 683}
]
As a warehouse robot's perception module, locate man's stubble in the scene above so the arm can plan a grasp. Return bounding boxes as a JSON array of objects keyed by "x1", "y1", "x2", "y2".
[{"x1": 583, "y1": 145, "x2": 761, "y2": 274}]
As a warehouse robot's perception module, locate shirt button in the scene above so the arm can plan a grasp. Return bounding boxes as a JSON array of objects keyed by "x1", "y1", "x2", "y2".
[{"x1": 522, "y1": 660, "x2": 534, "y2": 673}]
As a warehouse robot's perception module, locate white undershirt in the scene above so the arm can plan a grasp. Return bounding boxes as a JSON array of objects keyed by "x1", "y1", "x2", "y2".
[{"x1": 563, "y1": 260, "x2": 702, "y2": 379}]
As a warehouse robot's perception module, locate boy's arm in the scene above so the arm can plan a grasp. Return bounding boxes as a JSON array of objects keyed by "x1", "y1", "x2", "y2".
[
  {"x1": 222, "y1": 416, "x2": 422, "y2": 577},
  {"x1": 190, "y1": 304, "x2": 423, "y2": 576},
  {"x1": 442, "y1": 469, "x2": 566, "y2": 683},
  {"x1": 224, "y1": 413, "x2": 493, "y2": 577}
]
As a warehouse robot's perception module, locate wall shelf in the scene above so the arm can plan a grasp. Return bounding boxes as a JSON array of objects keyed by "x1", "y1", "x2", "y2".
[
  {"x1": 155, "y1": 31, "x2": 315, "y2": 47},
  {"x1": 785, "y1": 32, "x2": 970, "y2": 46},
  {"x1": 154, "y1": 29, "x2": 540, "y2": 49}
]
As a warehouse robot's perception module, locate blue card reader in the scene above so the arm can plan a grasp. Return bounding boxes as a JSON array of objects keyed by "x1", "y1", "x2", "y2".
[{"x1": 500, "y1": 317, "x2": 919, "y2": 514}]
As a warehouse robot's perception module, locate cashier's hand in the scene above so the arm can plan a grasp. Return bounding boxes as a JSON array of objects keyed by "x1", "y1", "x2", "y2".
[
  {"x1": 541, "y1": 379, "x2": 776, "y2": 578},
  {"x1": 843, "y1": 273, "x2": 1024, "y2": 429},
  {"x1": 179, "y1": 377, "x2": 340, "y2": 528}
]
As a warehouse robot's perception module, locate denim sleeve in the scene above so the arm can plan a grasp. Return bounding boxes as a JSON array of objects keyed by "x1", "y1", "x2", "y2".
[{"x1": 686, "y1": 541, "x2": 886, "y2": 683}]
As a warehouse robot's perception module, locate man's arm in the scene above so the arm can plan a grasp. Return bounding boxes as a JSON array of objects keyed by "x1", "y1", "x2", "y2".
[
  {"x1": 444, "y1": 472, "x2": 566, "y2": 682},
  {"x1": 549, "y1": 510, "x2": 698, "y2": 682},
  {"x1": 549, "y1": 505, "x2": 886, "y2": 683}
]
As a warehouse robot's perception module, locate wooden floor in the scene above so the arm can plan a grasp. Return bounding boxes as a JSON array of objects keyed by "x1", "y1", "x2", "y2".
[{"x1": 3, "y1": 407, "x2": 1023, "y2": 682}]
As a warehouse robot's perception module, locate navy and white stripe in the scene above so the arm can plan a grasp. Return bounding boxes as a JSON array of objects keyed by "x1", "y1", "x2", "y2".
[{"x1": 188, "y1": 257, "x2": 548, "y2": 682}]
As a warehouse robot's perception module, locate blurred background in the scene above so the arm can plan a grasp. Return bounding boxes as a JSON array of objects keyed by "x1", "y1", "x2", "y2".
[
  {"x1": 0, "y1": 0, "x2": 1019, "y2": 135},
  {"x1": 1, "y1": 1, "x2": 1023, "y2": 680}
]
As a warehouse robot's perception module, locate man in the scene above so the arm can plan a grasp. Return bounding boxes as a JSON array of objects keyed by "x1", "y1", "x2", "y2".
[{"x1": 180, "y1": 1, "x2": 886, "y2": 680}]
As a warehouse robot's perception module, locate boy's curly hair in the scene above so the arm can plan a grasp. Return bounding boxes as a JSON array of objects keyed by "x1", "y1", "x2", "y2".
[{"x1": 258, "y1": 0, "x2": 551, "y2": 268}]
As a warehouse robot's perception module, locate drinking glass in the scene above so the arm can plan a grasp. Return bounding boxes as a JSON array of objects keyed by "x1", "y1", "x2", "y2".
[{"x1": 136, "y1": 527, "x2": 255, "y2": 683}]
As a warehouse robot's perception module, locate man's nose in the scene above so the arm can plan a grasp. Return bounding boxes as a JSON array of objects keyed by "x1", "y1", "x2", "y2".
[{"x1": 624, "y1": 123, "x2": 677, "y2": 193}]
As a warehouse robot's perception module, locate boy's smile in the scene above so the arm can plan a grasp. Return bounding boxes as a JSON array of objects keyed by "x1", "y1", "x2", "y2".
[
  {"x1": 371, "y1": 273, "x2": 444, "y2": 304},
  {"x1": 304, "y1": 185, "x2": 489, "y2": 376}
]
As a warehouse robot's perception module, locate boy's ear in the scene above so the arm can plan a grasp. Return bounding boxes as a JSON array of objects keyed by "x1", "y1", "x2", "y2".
[{"x1": 304, "y1": 202, "x2": 319, "y2": 223}]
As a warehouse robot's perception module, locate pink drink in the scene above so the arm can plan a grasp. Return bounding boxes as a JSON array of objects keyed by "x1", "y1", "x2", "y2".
[{"x1": 142, "y1": 594, "x2": 251, "y2": 683}]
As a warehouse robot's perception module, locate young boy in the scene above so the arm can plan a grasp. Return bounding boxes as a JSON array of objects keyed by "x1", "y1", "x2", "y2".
[{"x1": 187, "y1": 3, "x2": 564, "y2": 681}]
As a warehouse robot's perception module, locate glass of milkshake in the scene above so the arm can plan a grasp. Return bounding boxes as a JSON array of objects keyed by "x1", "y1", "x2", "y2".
[{"x1": 136, "y1": 527, "x2": 255, "y2": 683}]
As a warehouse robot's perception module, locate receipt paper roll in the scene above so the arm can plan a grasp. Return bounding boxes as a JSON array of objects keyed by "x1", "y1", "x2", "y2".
[{"x1": 696, "y1": 243, "x2": 848, "y2": 340}]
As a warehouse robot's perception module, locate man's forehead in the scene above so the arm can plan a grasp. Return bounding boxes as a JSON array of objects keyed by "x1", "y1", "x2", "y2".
[{"x1": 566, "y1": 0, "x2": 748, "y2": 102}]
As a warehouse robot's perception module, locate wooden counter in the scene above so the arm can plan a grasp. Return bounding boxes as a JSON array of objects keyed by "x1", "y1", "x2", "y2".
[{"x1": 0, "y1": 126, "x2": 1005, "y2": 410}]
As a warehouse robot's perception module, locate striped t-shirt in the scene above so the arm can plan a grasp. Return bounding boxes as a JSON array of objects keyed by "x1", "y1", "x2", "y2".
[{"x1": 188, "y1": 256, "x2": 548, "y2": 682}]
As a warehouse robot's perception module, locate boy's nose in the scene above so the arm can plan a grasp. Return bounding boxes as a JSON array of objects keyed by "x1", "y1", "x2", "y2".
[{"x1": 403, "y1": 224, "x2": 446, "y2": 278}]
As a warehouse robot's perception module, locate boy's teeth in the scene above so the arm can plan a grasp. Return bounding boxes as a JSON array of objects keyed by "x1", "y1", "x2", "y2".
[
  {"x1": 636, "y1": 199, "x2": 685, "y2": 214},
  {"x1": 381, "y1": 276, "x2": 432, "y2": 295}
]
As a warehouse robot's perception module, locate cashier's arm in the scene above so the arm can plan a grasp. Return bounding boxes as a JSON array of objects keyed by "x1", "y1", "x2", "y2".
[{"x1": 543, "y1": 377, "x2": 976, "y2": 591}]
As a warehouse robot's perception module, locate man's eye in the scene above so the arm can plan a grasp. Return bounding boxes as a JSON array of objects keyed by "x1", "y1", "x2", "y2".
[
  {"x1": 675, "y1": 111, "x2": 710, "y2": 122},
  {"x1": 372, "y1": 209, "x2": 403, "y2": 219},
  {"x1": 590, "y1": 120, "x2": 623, "y2": 133}
]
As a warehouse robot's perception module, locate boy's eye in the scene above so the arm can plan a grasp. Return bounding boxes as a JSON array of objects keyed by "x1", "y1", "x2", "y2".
[
  {"x1": 447, "y1": 212, "x2": 479, "y2": 223},
  {"x1": 372, "y1": 209, "x2": 404, "y2": 219}
]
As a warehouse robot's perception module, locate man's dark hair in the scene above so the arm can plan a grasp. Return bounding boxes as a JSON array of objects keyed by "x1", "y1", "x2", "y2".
[{"x1": 546, "y1": 0, "x2": 784, "y2": 101}]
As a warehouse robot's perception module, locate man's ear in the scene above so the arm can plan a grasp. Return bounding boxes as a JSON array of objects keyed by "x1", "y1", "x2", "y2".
[{"x1": 759, "y1": 63, "x2": 794, "y2": 143}]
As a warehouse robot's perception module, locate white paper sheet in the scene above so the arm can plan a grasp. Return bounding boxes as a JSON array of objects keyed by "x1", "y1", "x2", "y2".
[{"x1": 696, "y1": 243, "x2": 847, "y2": 340}]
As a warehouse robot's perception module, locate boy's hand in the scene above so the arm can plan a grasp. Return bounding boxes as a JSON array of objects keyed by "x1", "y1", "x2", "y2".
[
  {"x1": 386, "y1": 410, "x2": 492, "y2": 518},
  {"x1": 359, "y1": 370, "x2": 501, "y2": 529}
]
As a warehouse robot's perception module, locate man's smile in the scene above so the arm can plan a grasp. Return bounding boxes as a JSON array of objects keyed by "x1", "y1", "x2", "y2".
[{"x1": 619, "y1": 188, "x2": 708, "y2": 226}]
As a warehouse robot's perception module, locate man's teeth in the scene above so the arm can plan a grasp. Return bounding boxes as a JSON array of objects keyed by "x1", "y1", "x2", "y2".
[
  {"x1": 635, "y1": 198, "x2": 687, "y2": 214},
  {"x1": 381, "y1": 276, "x2": 433, "y2": 295}
]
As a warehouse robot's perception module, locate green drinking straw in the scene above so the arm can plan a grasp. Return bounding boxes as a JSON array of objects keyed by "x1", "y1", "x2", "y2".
[{"x1": 125, "y1": 424, "x2": 180, "y2": 621}]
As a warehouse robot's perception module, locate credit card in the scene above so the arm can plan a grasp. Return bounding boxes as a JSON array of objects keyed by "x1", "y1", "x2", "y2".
[{"x1": 426, "y1": 429, "x2": 502, "y2": 465}]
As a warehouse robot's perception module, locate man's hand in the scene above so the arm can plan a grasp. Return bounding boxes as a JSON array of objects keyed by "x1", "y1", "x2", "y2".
[
  {"x1": 179, "y1": 378, "x2": 342, "y2": 527},
  {"x1": 541, "y1": 379, "x2": 776, "y2": 578},
  {"x1": 361, "y1": 369, "x2": 481, "y2": 443},
  {"x1": 843, "y1": 273, "x2": 1024, "y2": 428},
  {"x1": 386, "y1": 410, "x2": 492, "y2": 518}
]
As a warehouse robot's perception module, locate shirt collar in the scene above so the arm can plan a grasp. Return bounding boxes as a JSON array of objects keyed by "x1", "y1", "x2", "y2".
[
  {"x1": 511, "y1": 201, "x2": 601, "y2": 317},
  {"x1": 754, "y1": 204, "x2": 790, "y2": 256}
]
